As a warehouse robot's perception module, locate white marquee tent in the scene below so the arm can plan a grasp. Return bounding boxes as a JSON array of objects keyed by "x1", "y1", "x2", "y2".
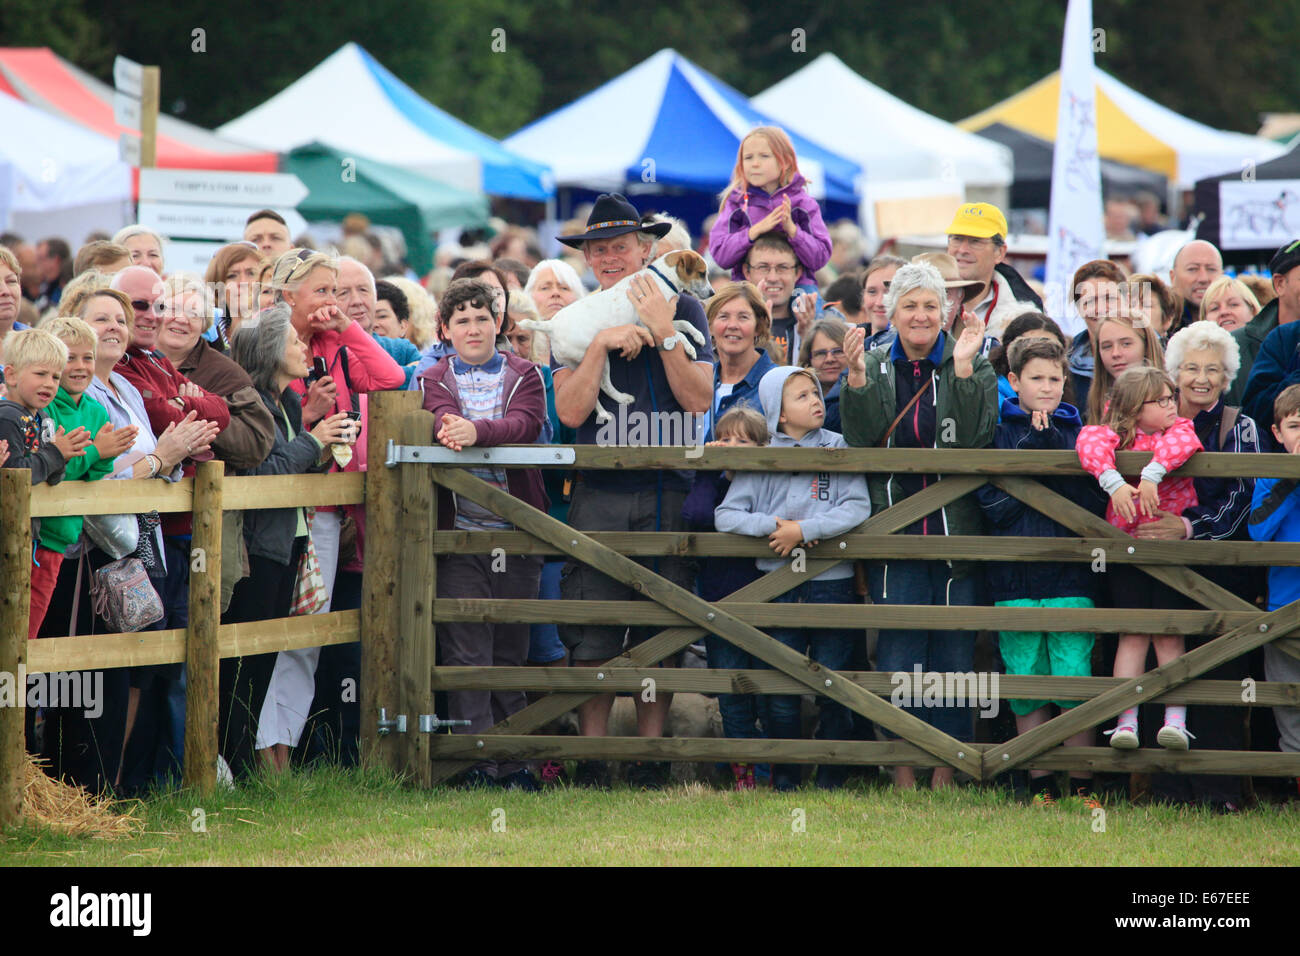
[
  {"x1": 0, "y1": 91, "x2": 131, "y2": 242},
  {"x1": 753, "y1": 53, "x2": 1014, "y2": 191}
]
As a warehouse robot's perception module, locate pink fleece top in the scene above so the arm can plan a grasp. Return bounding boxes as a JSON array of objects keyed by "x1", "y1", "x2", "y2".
[{"x1": 1076, "y1": 417, "x2": 1202, "y2": 534}]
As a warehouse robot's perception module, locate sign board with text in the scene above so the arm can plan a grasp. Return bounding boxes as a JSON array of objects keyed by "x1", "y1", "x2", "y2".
[
  {"x1": 138, "y1": 201, "x2": 307, "y2": 243},
  {"x1": 139, "y1": 169, "x2": 308, "y2": 208},
  {"x1": 113, "y1": 55, "x2": 143, "y2": 98}
]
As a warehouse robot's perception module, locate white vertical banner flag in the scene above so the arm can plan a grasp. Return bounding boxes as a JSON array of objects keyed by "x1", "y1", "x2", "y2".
[{"x1": 1045, "y1": 0, "x2": 1104, "y2": 336}]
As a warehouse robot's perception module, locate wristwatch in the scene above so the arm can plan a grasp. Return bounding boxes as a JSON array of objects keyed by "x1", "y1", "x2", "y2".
[{"x1": 658, "y1": 332, "x2": 685, "y2": 351}]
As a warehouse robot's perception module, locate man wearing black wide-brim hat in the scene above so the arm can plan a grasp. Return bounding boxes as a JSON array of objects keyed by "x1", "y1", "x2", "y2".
[{"x1": 551, "y1": 193, "x2": 714, "y2": 789}]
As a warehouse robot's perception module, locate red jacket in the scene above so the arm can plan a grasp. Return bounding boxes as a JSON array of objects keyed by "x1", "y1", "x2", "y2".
[
  {"x1": 419, "y1": 350, "x2": 549, "y2": 530},
  {"x1": 287, "y1": 321, "x2": 405, "y2": 569},
  {"x1": 117, "y1": 347, "x2": 232, "y2": 537},
  {"x1": 288, "y1": 321, "x2": 405, "y2": 428},
  {"x1": 118, "y1": 346, "x2": 232, "y2": 437}
]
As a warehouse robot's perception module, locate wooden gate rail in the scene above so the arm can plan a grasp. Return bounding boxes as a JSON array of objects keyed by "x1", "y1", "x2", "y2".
[
  {"x1": 411, "y1": 439, "x2": 1300, "y2": 786},
  {"x1": 429, "y1": 667, "x2": 1300, "y2": 707},
  {"x1": 0, "y1": 390, "x2": 379, "y2": 827},
  {"x1": 425, "y1": 737, "x2": 1300, "y2": 777},
  {"x1": 430, "y1": 464, "x2": 986, "y2": 779},
  {"x1": 424, "y1": 469, "x2": 989, "y2": 785},
  {"x1": 433, "y1": 529, "x2": 1300, "y2": 564}
]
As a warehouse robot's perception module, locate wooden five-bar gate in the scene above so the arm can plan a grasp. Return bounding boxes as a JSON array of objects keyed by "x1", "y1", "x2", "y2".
[{"x1": 4, "y1": 390, "x2": 1300, "y2": 826}]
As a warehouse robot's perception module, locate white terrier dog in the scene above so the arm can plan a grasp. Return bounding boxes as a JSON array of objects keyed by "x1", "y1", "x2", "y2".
[{"x1": 518, "y1": 250, "x2": 714, "y2": 424}]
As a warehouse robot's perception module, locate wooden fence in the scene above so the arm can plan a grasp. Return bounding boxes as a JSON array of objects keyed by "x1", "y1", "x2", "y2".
[
  {"x1": 3, "y1": 389, "x2": 1300, "y2": 827},
  {"x1": 402, "y1": 397, "x2": 1300, "y2": 787}
]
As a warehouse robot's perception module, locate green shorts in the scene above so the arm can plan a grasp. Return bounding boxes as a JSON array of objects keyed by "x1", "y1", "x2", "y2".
[{"x1": 996, "y1": 597, "x2": 1095, "y2": 717}]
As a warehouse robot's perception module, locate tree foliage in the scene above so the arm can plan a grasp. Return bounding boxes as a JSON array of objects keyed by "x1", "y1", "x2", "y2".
[{"x1": 2, "y1": 0, "x2": 1289, "y2": 139}]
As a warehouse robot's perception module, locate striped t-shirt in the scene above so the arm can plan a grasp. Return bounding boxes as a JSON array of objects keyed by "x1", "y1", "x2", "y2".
[{"x1": 450, "y1": 352, "x2": 512, "y2": 530}]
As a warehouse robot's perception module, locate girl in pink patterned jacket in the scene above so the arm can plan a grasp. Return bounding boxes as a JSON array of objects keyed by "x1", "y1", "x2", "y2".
[{"x1": 1077, "y1": 367, "x2": 1203, "y2": 751}]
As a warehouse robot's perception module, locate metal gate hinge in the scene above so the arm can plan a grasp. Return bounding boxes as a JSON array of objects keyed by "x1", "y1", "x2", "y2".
[
  {"x1": 419, "y1": 714, "x2": 471, "y2": 733},
  {"x1": 377, "y1": 708, "x2": 407, "y2": 736}
]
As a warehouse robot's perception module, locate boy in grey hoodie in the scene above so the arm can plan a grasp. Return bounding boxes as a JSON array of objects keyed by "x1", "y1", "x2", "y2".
[{"x1": 715, "y1": 366, "x2": 871, "y2": 790}]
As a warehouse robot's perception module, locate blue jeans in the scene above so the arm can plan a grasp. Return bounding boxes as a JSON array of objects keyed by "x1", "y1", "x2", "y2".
[
  {"x1": 528, "y1": 559, "x2": 568, "y2": 664},
  {"x1": 869, "y1": 560, "x2": 979, "y2": 743},
  {"x1": 758, "y1": 576, "x2": 860, "y2": 786},
  {"x1": 705, "y1": 633, "x2": 768, "y2": 740}
]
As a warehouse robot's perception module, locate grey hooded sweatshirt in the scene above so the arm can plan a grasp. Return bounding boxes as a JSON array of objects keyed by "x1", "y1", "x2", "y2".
[{"x1": 714, "y1": 366, "x2": 871, "y2": 581}]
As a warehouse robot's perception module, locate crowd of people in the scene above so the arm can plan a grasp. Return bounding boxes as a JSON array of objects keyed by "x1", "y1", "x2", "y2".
[{"x1": 4, "y1": 124, "x2": 1300, "y2": 810}]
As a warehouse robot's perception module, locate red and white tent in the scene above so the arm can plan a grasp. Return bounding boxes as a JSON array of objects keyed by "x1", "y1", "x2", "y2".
[{"x1": 0, "y1": 47, "x2": 277, "y2": 173}]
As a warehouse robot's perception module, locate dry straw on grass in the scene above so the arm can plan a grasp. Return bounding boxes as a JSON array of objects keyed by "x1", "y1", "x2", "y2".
[{"x1": 22, "y1": 755, "x2": 143, "y2": 839}]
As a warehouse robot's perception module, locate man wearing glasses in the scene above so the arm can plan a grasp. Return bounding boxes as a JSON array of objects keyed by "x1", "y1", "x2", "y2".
[
  {"x1": 742, "y1": 235, "x2": 816, "y2": 362},
  {"x1": 945, "y1": 203, "x2": 1042, "y2": 342}
]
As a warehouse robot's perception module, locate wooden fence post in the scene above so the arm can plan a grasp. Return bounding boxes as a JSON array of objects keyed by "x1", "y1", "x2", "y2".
[
  {"x1": 139, "y1": 66, "x2": 160, "y2": 169},
  {"x1": 183, "y1": 461, "x2": 222, "y2": 796},
  {"x1": 360, "y1": 390, "x2": 420, "y2": 771},
  {"x1": 0, "y1": 469, "x2": 32, "y2": 827},
  {"x1": 398, "y1": 409, "x2": 437, "y2": 787}
]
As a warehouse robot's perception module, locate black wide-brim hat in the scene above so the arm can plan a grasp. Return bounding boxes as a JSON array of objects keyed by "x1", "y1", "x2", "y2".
[{"x1": 557, "y1": 192, "x2": 672, "y2": 248}]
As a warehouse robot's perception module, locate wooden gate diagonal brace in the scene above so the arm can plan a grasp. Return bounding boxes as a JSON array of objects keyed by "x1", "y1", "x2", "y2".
[
  {"x1": 984, "y1": 600, "x2": 1300, "y2": 777},
  {"x1": 990, "y1": 476, "x2": 1256, "y2": 613},
  {"x1": 426, "y1": 469, "x2": 989, "y2": 783}
]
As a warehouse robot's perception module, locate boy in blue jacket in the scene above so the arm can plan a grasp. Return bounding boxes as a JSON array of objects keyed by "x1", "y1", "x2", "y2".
[
  {"x1": 975, "y1": 337, "x2": 1107, "y2": 803},
  {"x1": 715, "y1": 366, "x2": 871, "y2": 790},
  {"x1": 1249, "y1": 384, "x2": 1300, "y2": 757}
]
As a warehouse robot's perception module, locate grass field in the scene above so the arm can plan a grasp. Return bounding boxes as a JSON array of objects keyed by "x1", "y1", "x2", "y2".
[{"x1": 4, "y1": 765, "x2": 1300, "y2": 866}]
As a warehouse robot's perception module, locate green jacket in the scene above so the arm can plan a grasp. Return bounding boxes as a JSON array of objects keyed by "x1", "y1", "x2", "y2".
[
  {"x1": 1226, "y1": 298, "x2": 1279, "y2": 407},
  {"x1": 841, "y1": 332, "x2": 998, "y2": 550},
  {"x1": 40, "y1": 387, "x2": 114, "y2": 554}
]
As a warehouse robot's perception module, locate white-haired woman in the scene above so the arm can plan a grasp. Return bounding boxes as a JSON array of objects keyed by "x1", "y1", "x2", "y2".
[
  {"x1": 1129, "y1": 317, "x2": 1260, "y2": 810},
  {"x1": 523, "y1": 258, "x2": 585, "y2": 321},
  {"x1": 841, "y1": 262, "x2": 999, "y2": 790},
  {"x1": 645, "y1": 214, "x2": 692, "y2": 255},
  {"x1": 157, "y1": 271, "x2": 277, "y2": 602},
  {"x1": 225, "y1": 303, "x2": 353, "y2": 775},
  {"x1": 112, "y1": 225, "x2": 165, "y2": 276}
]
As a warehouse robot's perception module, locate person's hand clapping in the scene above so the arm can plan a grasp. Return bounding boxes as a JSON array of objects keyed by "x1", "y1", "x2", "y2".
[
  {"x1": 748, "y1": 207, "x2": 784, "y2": 241},
  {"x1": 92, "y1": 421, "x2": 139, "y2": 460},
  {"x1": 436, "y1": 412, "x2": 478, "y2": 452},
  {"x1": 793, "y1": 291, "x2": 817, "y2": 337},
  {"x1": 51, "y1": 425, "x2": 91, "y2": 460},
  {"x1": 843, "y1": 324, "x2": 868, "y2": 387},
  {"x1": 1030, "y1": 409, "x2": 1050, "y2": 432},
  {"x1": 780, "y1": 196, "x2": 797, "y2": 238},
  {"x1": 154, "y1": 410, "x2": 218, "y2": 469},
  {"x1": 952, "y1": 313, "x2": 985, "y2": 377}
]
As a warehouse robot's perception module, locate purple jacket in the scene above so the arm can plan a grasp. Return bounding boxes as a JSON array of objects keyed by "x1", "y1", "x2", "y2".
[
  {"x1": 709, "y1": 172, "x2": 832, "y2": 285},
  {"x1": 419, "y1": 350, "x2": 549, "y2": 530}
]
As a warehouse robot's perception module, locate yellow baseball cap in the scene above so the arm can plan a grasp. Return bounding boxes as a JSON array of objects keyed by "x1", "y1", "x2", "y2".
[{"x1": 946, "y1": 202, "x2": 1008, "y2": 240}]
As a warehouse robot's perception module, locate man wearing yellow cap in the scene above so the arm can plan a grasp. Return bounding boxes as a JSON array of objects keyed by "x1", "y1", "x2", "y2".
[{"x1": 945, "y1": 203, "x2": 1043, "y2": 341}]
